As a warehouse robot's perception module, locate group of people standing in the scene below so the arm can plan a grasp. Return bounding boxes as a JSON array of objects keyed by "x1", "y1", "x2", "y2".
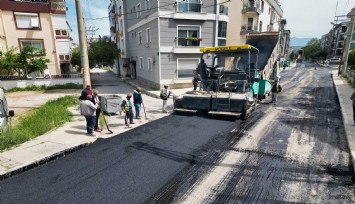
[
  {"x1": 79, "y1": 85, "x2": 102, "y2": 136},
  {"x1": 79, "y1": 84, "x2": 174, "y2": 136}
]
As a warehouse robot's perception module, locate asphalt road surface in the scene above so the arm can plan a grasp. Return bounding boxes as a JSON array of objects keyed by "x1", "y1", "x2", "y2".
[{"x1": 0, "y1": 64, "x2": 354, "y2": 203}]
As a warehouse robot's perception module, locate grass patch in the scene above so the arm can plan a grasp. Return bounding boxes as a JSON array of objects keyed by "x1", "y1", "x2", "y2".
[
  {"x1": 4, "y1": 83, "x2": 83, "y2": 93},
  {"x1": 346, "y1": 77, "x2": 355, "y2": 89},
  {"x1": 0, "y1": 95, "x2": 80, "y2": 151}
]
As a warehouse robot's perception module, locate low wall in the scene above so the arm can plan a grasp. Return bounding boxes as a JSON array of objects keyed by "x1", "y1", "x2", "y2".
[{"x1": 0, "y1": 78, "x2": 83, "y2": 90}]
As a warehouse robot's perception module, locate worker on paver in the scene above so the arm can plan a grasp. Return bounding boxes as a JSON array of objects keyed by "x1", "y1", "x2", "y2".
[
  {"x1": 92, "y1": 89, "x2": 102, "y2": 132},
  {"x1": 121, "y1": 93, "x2": 134, "y2": 125},
  {"x1": 351, "y1": 91, "x2": 355, "y2": 126},
  {"x1": 271, "y1": 80, "x2": 282, "y2": 105},
  {"x1": 192, "y1": 73, "x2": 201, "y2": 91},
  {"x1": 80, "y1": 95, "x2": 98, "y2": 136},
  {"x1": 133, "y1": 87, "x2": 143, "y2": 119},
  {"x1": 79, "y1": 84, "x2": 92, "y2": 100},
  {"x1": 160, "y1": 85, "x2": 172, "y2": 113},
  {"x1": 199, "y1": 59, "x2": 208, "y2": 91}
]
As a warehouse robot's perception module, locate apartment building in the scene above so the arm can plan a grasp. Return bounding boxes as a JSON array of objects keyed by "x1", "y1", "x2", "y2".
[
  {"x1": 240, "y1": 0, "x2": 282, "y2": 42},
  {"x1": 321, "y1": 21, "x2": 349, "y2": 59},
  {"x1": 0, "y1": 0, "x2": 71, "y2": 76},
  {"x1": 109, "y1": 0, "x2": 229, "y2": 89}
]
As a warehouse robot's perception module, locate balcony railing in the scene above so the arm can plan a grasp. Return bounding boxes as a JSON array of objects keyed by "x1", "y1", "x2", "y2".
[
  {"x1": 240, "y1": 24, "x2": 258, "y2": 35},
  {"x1": 177, "y1": 38, "x2": 201, "y2": 47},
  {"x1": 242, "y1": 0, "x2": 261, "y2": 14},
  {"x1": 51, "y1": 2, "x2": 66, "y2": 11},
  {"x1": 176, "y1": 2, "x2": 202, "y2": 12}
]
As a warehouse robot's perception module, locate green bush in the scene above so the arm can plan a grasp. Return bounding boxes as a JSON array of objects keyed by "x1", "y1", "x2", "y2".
[
  {"x1": 348, "y1": 50, "x2": 355, "y2": 70},
  {"x1": 0, "y1": 96, "x2": 80, "y2": 151}
]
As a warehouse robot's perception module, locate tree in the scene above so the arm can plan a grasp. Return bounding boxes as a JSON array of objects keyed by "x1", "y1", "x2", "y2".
[
  {"x1": 288, "y1": 50, "x2": 295, "y2": 61},
  {"x1": 303, "y1": 38, "x2": 322, "y2": 61},
  {"x1": 348, "y1": 50, "x2": 355, "y2": 70},
  {"x1": 88, "y1": 37, "x2": 119, "y2": 68},
  {"x1": 0, "y1": 47, "x2": 20, "y2": 75},
  {"x1": 18, "y1": 46, "x2": 50, "y2": 77},
  {"x1": 71, "y1": 47, "x2": 81, "y2": 71}
]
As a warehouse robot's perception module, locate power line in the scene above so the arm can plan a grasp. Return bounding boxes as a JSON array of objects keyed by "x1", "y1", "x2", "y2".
[{"x1": 87, "y1": 0, "x2": 230, "y2": 21}]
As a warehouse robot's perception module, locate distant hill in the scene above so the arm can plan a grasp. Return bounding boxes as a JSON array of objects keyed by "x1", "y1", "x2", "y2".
[{"x1": 291, "y1": 38, "x2": 312, "y2": 47}]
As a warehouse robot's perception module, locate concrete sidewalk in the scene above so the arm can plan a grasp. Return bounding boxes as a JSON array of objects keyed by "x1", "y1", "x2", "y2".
[
  {"x1": 332, "y1": 71, "x2": 355, "y2": 173},
  {"x1": 0, "y1": 69, "x2": 193, "y2": 180}
]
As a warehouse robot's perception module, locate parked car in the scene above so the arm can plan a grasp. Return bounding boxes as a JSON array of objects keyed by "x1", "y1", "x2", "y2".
[
  {"x1": 326, "y1": 58, "x2": 341, "y2": 65},
  {"x1": 0, "y1": 88, "x2": 14, "y2": 133}
]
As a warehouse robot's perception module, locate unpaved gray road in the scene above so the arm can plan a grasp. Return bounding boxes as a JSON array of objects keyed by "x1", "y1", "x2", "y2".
[{"x1": 0, "y1": 64, "x2": 353, "y2": 203}]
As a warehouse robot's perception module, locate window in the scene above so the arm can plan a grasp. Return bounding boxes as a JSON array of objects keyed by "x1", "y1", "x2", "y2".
[
  {"x1": 352, "y1": 33, "x2": 355, "y2": 40},
  {"x1": 145, "y1": 0, "x2": 151, "y2": 10},
  {"x1": 218, "y1": 22, "x2": 227, "y2": 46},
  {"x1": 137, "y1": 4, "x2": 141, "y2": 17},
  {"x1": 131, "y1": 32, "x2": 134, "y2": 39},
  {"x1": 19, "y1": 39, "x2": 44, "y2": 54},
  {"x1": 146, "y1": 28, "x2": 151, "y2": 43},
  {"x1": 177, "y1": 26, "x2": 201, "y2": 46},
  {"x1": 218, "y1": 22, "x2": 227, "y2": 38},
  {"x1": 139, "y1": 57, "x2": 144, "y2": 69},
  {"x1": 138, "y1": 31, "x2": 142, "y2": 44},
  {"x1": 14, "y1": 12, "x2": 40, "y2": 29},
  {"x1": 351, "y1": 43, "x2": 355, "y2": 50},
  {"x1": 176, "y1": 0, "x2": 201, "y2": 12},
  {"x1": 259, "y1": 21, "x2": 262, "y2": 32},
  {"x1": 261, "y1": 1, "x2": 264, "y2": 12},
  {"x1": 147, "y1": 58, "x2": 152, "y2": 71}
]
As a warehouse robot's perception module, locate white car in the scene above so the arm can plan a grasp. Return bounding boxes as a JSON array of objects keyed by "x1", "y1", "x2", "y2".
[{"x1": 326, "y1": 58, "x2": 341, "y2": 65}]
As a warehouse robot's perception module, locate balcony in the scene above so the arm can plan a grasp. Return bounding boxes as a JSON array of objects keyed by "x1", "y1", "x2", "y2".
[
  {"x1": 51, "y1": 2, "x2": 66, "y2": 12},
  {"x1": 176, "y1": 2, "x2": 202, "y2": 13},
  {"x1": 240, "y1": 24, "x2": 258, "y2": 35},
  {"x1": 242, "y1": 1, "x2": 261, "y2": 14}
]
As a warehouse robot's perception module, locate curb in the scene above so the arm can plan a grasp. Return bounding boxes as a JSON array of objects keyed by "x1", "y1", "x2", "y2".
[
  {"x1": 0, "y1": 142, "x2": 92, "y2": 181},
  {"x1": 331, "y1": 71, "x2": 355, "y2": 174}
]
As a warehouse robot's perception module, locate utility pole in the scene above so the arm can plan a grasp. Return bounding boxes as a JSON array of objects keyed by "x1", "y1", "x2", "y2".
[
  {"x1": 86, "y1": 26, "x2": 99, "y2": 42},
  {"x1": 75, "y1": 0, "x2": 91, "y2": 87}
]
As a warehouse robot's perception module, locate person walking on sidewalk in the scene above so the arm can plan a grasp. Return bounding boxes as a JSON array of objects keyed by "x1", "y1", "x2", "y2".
[
  {"x1": 79, "y1": 84, "x2": 92, "y2": 100},
  {"x1": 271, "y1": 80, "x2": 282, "y2": 105},
  {"x1": 121, "y1": 93, "x2": 134, "y2": 125},
  {"x1": 92, "y1": 89, "x2": 102, "y2": 132},
  {"x1": 160, "y1": 85, "x2": 173, "y2": 113},
  {"x1": 133, "y1": 87, "x2": 143, "y2": 119},
  {"x1": 351, "y1": 91, "x2": 355, "y2": 126},
  {"x1": 80, "y1": 95, "x2": 98, "y2": 136}
]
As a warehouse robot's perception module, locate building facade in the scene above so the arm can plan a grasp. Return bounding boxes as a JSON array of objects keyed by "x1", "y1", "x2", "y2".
[
  {"x1": 240, "y1": 0, "x2": 282, "y2": 43},
  {"x1": 321, "y1": 21, "x2": 349, "y2": 59},
  {"x1": 109, "y1": 0, "x2": 229, "y2": 89},
  {"x1": 0, "y1": 0, "x2": 71, "y2": 76}
]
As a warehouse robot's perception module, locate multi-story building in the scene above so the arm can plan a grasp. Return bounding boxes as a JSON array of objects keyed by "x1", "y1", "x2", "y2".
[
  {"x1": 341, "y1": 7, "x2": 355, "y2": 75},
  {"x1": 240, "y1": 0, "x2": 282, "y2": 42},
  {"x1": 322, "y1": 21, "x2": 349, "y2": 59},
  {"x1": 0, "y1": 0, "x2": 71, "y2": 76},
  {"x1": 109, "y1": 0, "x2": 229, "y2": 89}
]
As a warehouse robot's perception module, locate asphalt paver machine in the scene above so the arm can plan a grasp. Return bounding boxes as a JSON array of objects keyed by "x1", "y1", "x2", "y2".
[{"x1": 174, "y1": 45, "x2": 265, "y2": 119}]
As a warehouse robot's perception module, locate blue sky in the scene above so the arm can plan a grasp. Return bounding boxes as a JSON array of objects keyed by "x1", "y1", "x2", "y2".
[
  {"x1": 66, "y1": 0, "x2": 355, "y2": 42},
  {"x1": 66, "y1": 0, "x2": 111, "y2": 43}
]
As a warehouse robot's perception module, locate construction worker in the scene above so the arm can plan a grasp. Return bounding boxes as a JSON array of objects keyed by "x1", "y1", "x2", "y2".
[
  {"x1": 192, "y1": 73, "x2": 201, "y2": 91},
  {"x1": 199, "y1": 59, "x2": 208, "y2": 91},
  {"x1": 121, "y1": 93, "x2": 134, "y2": 125},
  {"x1": 80, "y1": 95, "x2": 98, "y2": 136},
  {"x1": 79, "y1": 84, "x2": 92, "y2": 100},
  {"x1": 271, "y1": 80, "x2": 282, "y2": 105},
  {"x1": 133, "y1": 87, "x2": 143, "y2": 119},
  {"x1": 160, "y1": 85, "x2": 172, "y2": 113}
]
